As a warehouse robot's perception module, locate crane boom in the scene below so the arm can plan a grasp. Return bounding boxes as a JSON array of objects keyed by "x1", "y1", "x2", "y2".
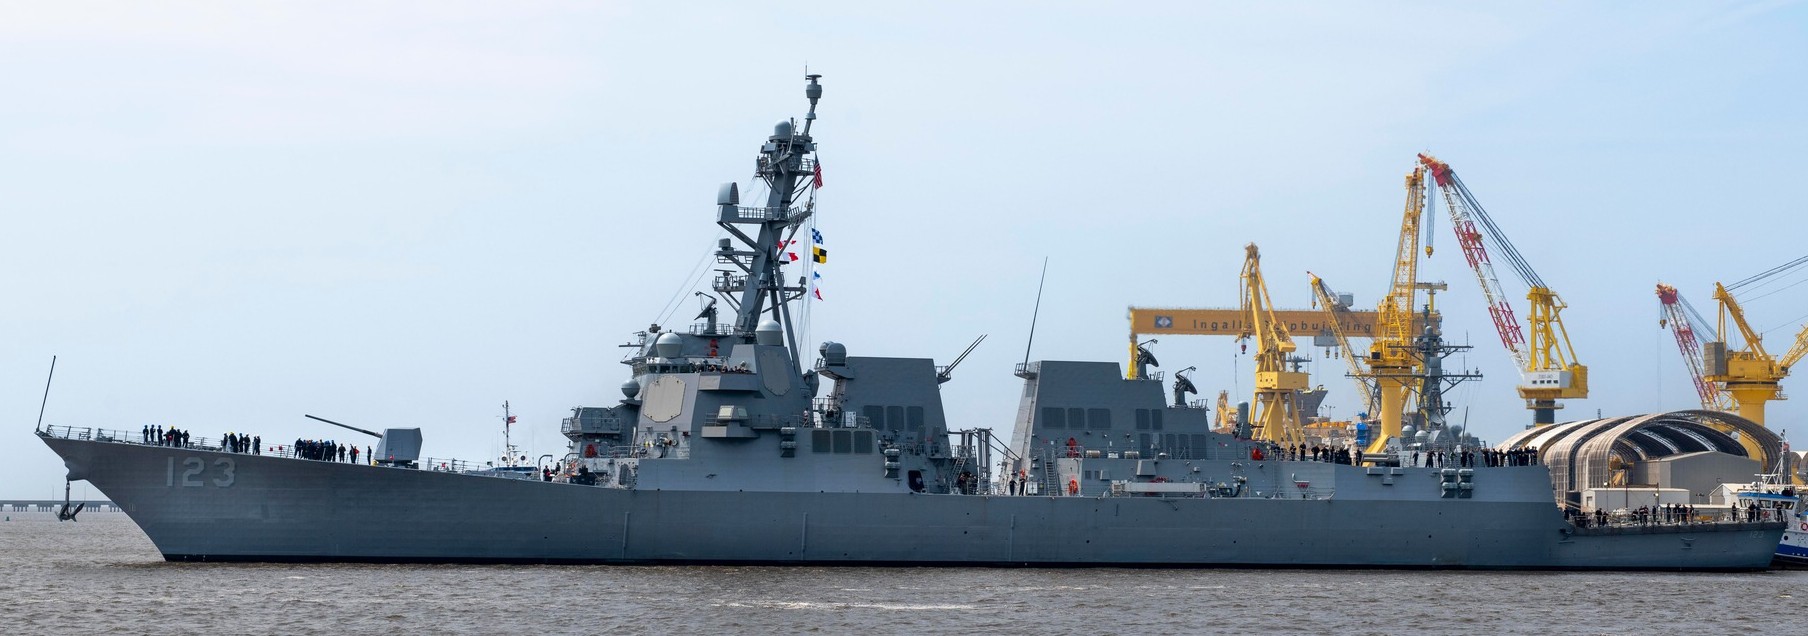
[
  {"x1": 1418, "y1": 153, "x2": 1587, "y2": 425},
  {"x1": 1377, "y1": 167, "x2": 1430, "y2": 355},
  {"x1": 1655, "y1": 283, "x2": 1733, "y2": 411},
  {"x1": 1713, "y1": 282, "x2": 1771, "y2": 360},
  {"x1": 1309, "y1": 272, "x2": 1380, "y2": 420},
  {"x1": 1418, "y1": 154, "x2": 1529, "y2": 369},
  {"x1": 1782, "y1": 324, "x2": 1808, "y2": 371}
]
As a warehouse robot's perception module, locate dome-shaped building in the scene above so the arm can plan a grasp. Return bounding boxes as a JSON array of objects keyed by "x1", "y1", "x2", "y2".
[{"x1": 1497, "y1": 410, "x2": 1792, "y2": 508}]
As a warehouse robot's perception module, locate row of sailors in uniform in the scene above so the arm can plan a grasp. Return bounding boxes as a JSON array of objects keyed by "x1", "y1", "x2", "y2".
[
  {"x1": 142, "y1": 425, "x2": 189, "y2": 447},
  {"x1": 137, "y1": 425, "x2": 380, "y2": 466},
  {"x1": 1569, "y1": 502, "x2": 1786, "y2": 527},
  {"x1": 290, "y1": 439, "x2": 369, "y2": 463}
]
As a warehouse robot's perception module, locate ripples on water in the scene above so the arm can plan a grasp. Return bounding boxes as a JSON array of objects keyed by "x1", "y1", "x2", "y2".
[{"x1": 1, "y1": 512, "x2": 1801, "y2": 635}]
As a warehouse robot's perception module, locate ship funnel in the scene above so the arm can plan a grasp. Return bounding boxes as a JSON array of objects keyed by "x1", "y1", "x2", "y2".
[
  {"x1": 756, "y1": 320, "x2": 784, "y2": 346},
  {"x1": 655, "y1": 332, "x2": 683, "y2": 359}
]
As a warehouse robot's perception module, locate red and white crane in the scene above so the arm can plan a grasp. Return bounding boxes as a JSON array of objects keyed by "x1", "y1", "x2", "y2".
[{"x1": 1655, "y1": 283, "x2": 1734, "y2": 412}]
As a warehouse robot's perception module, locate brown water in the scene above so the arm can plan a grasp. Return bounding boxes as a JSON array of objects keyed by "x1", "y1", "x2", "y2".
[{"x1": 1, "y1": 512, "x2": 1802, "y2": 635}]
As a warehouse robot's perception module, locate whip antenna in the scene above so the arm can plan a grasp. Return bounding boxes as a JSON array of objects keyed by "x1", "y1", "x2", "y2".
[
  {"x1": 1022, "y1": 258, "x2": 1049, "y2": 366},
  {"x1": 35, "y1": 356, "x2": 57, "y2": 433}
]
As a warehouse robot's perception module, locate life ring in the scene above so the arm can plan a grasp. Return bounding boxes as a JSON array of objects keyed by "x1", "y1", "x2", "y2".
[
  {"x1": 584, "y1": 443, "x2": 598, "y2": 458},
  {"x1": 1067, "y1": 477, "x2": 1079, "y2": 495}
]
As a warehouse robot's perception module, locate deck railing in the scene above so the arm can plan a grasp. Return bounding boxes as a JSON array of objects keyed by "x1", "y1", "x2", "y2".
[{"x1": 37, "y1": 425, "x2": 529, "y2": 479}]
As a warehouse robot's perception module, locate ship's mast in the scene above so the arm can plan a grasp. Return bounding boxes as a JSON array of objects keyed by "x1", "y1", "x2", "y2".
[
  {"x1": 712, "y1": 74, "x2": 823, "y2": 373},
  {"x1": 501, "y1": 400, "x2": 518, "y2": 467}
]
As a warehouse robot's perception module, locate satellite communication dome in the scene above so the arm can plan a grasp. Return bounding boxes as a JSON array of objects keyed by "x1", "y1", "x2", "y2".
[
  {"x1": 756, "y1": 320, "x2": 783, "y2": 346},
  {"x1": 655, "y1": 332, "x2": 683, "y2": 358},
  {"x1": 773, "y1": 120, "x2": 793, "y2": 138},
  {"x1": 819, "y1": 341, "x2": 848, "y2": 366},
  {"x1": 620, "y1": 378, "x2": 641, "y2": 399}
]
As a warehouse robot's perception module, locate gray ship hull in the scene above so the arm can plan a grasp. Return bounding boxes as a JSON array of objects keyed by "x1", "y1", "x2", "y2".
[{"x1": 44, "y1": 436, "x2": 1783, "y2": 570}]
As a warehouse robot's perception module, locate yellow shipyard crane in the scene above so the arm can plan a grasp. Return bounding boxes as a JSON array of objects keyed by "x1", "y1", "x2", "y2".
[
  {"x1": 1239, "y1": 243, "x2": 1307, "y2": 446},
  {"x1": 1214, "y1": 390, "x2": 1235, "y2": 434},
  {"x1": 1704, "y1": 257, "x2": 1808, "y2": 426},
  {"x1": 1366, "y1": 166, "x2": 1432, "y2": 454},
  {"x1": 1419, "y1": 154, "x2": 1586, "y2": 426},
  {"x1": 1308, "y1": 272, "x2": 1381, "y2": 420}
]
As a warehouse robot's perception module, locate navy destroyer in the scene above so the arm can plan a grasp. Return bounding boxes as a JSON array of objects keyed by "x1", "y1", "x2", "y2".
[{"x1": 37, "y1": 76, "x2": 1784, "y2": 568}]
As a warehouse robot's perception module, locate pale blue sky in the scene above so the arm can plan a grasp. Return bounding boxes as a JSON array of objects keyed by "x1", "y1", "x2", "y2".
[{"x1": 3, "y1": 1, "x2": 1805, "y2": 497}]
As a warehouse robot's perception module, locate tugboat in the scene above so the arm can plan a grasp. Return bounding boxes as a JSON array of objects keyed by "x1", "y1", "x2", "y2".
[
  {"x1": 1726, "y1": 446, "x2": 1806, "y2": 566},
  {"x1": 35, "y1": 75, "x2": 1786, "y2": 568}
]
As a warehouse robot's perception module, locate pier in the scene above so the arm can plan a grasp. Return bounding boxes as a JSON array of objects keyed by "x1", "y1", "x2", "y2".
[{"x1": 1, "y1": 500, "x2": 118, "y2": 513}]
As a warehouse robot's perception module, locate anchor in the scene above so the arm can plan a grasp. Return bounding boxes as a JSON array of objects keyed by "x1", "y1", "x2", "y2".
[{"x1": 56, "y1": 480, "x2": 83, "y2": 522}]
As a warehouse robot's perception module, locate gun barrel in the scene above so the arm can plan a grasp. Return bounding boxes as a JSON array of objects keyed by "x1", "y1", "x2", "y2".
[{"x1": 303, "y1": 414, "x2": 384, "y2": 439}]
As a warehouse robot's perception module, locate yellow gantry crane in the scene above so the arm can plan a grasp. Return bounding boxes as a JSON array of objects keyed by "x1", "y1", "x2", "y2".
[
  {"x1": 1419, "y1": 154, "x2": 1587, "y2": 426},
  {"x1": 1366, "y1": 167, "x2": 1432, "y2": 454},
  {"x1": 1239, "y1": 243, "x2": 1307, "y2": 446},
  {"x1": 1705, "y1": 278, "x2": 1808, "y2": 425},
  {"x1": 1308, "y1": 272, "x2": 1381, "y2": 420}
]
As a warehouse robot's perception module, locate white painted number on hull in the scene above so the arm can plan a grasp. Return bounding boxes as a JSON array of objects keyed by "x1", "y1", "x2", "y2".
[
  {"x1": 213, "y1": 458, "x2": 235, "y2": 487},
  {"x1": 181, "y1": 458, "x2": 203, "y2": 486},
  {"x1": 166, "y1": 456, "x2": 235, "y2": 488}
]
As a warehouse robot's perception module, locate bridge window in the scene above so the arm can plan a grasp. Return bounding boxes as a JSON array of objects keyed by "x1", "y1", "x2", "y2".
[
  {"x1": 864, "y1": 405, "x2": 885, "y2": 429},
  {"x1": 833, "y1": 429, "x2": 852, "y2": 453},
  {"x1": 888, "y1": 406, "x2": 907, "y2": 432},
  {"x1": 1042, "y1": 407, "x2": 1066, "y2": 429},
  {"x1": 1088, "y1": 408, "x2": 1111, "y2": 430},
  {"x1": 1068, "y1": 408, "x2": 1087, "y2": 430},
  {"x1": 1135, "y1": 409, "x2": 1150, "y2": 430},
  {"x1": 812, "y1": 429, "x2": 832, "y2": 453},
  {"x1": 854, "y1": 430, "x2": 874, "y2": 454},
  {"x1": 907, "y1": 406, "x2": 924, "y2": 431}
]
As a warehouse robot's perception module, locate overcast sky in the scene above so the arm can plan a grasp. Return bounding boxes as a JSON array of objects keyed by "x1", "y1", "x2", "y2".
[{"x1": 4, "y1": 1, "x2": 1805, "y2": 498}]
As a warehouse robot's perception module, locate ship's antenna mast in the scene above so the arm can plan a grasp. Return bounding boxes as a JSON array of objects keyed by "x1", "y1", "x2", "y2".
[
  {"x1": 502, "y1": 400, "x2": 517, "y2": 467},
  {"x1": 801, "y1": 72, "x2": 821, "y2": 136},
  {"x1": 34, "y1": 355, "x2": 56, "y2": 433},
  {"x1": 716, "y1": 75, "x2": 824, "y2": 377},
  {"x1": 1022, "y1": 258, "x2": 1049, "y2": 366}
]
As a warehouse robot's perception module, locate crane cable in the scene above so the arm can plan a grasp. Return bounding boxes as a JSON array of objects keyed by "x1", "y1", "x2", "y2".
[
  {"x1": 1727, "y1": 253, "x2": 1808, "y2": 292},
  {"x1": 1443, "y1": 171, "x2": 1544, "y2": 289}
]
